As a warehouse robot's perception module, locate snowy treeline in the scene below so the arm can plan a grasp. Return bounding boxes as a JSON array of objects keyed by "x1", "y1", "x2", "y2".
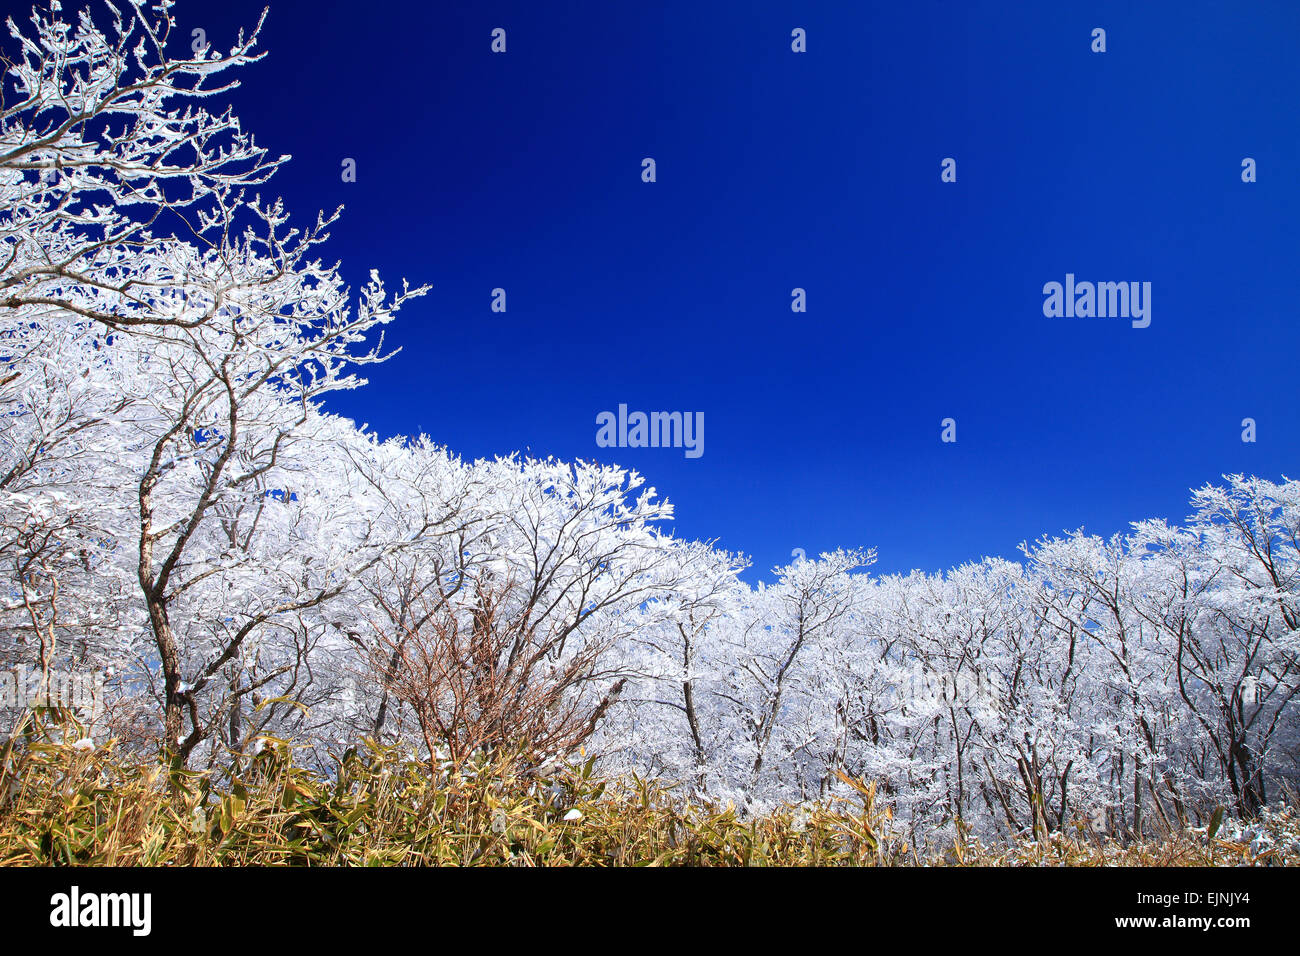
[
  {"x1": 600, "y1": 507, "x2": 1300, "y2": 840},
  {"x1": 1, "y1": 2, "x2": 1296, "y2": 842}
]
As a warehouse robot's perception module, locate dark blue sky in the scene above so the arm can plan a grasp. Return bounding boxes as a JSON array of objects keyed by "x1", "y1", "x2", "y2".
[{"x1": 52, "y1": 0, "x2": 1300, "y2": 578}]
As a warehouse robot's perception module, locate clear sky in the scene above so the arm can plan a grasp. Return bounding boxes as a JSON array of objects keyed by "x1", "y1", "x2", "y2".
[{"x1": 66, "y1": 0, "x2": 1298, "y2": 579}]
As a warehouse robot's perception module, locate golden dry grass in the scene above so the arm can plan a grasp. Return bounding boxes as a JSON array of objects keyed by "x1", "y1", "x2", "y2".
[{"x1": 2, "y1": 726, "x2": 1295, "y2": 867}]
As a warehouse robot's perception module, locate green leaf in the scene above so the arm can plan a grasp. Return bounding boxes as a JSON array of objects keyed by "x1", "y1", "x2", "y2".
[{"x1": 1207, "y1": 806, "x2": 1225, "y2": 840}]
